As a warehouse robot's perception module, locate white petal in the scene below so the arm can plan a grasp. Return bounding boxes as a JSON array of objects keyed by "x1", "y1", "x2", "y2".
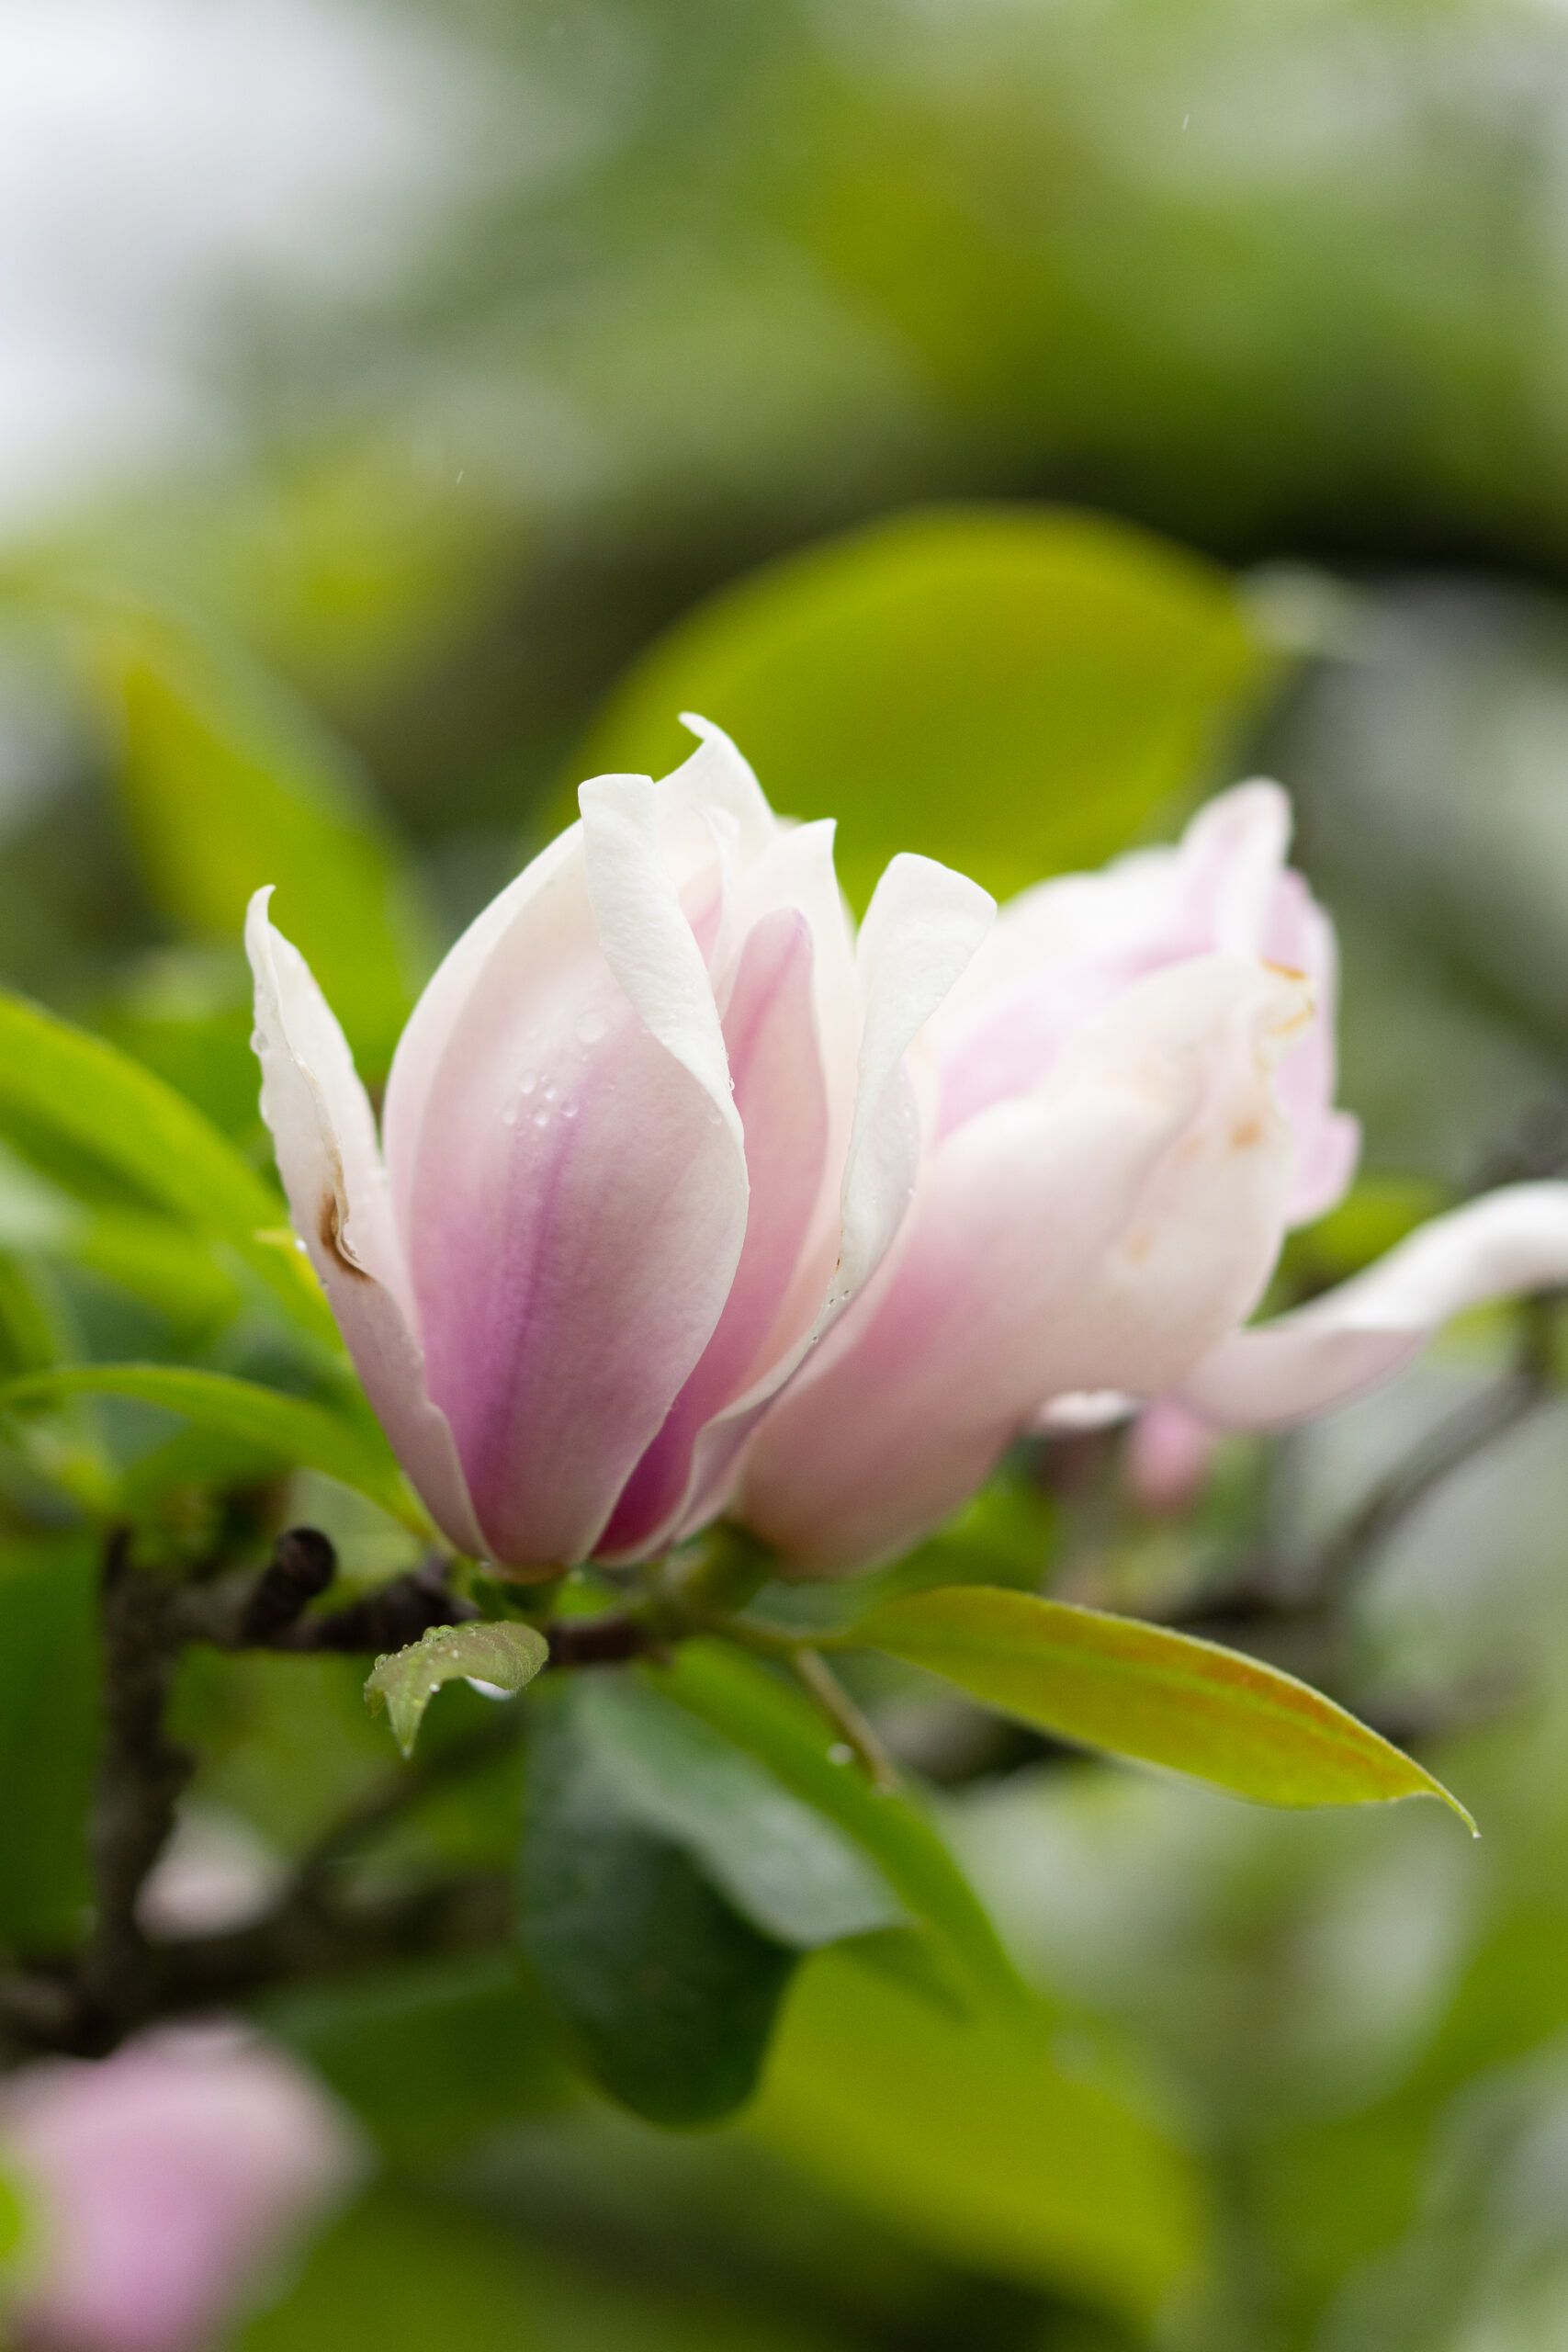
[
  {"x1": 382, "y1": 823, "x2": 581, "y2": 1237},
  {"x1": 660, "y1": 712, "x2": 778, "y2": 865},
  {"x1": 580, "y1": 773, "x2": 746, "y2": 1156},
  {"x1": 833, "y1": 851, "x2": 996, "y2": 1310},
  {"x1": 1178, "y1": 1182, "x2": 1568, "y2": 1428},
  {"x1": 244, "y1": 891, "x2": 485, "y2": 1556}
]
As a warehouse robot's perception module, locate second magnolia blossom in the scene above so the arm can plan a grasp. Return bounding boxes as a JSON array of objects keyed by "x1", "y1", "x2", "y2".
[
  {"x1": 247, "y1": 720, "x2": 991, "y2": 1571},
  {"x1": 738, "y1": 782, "x2": 1568, "y2": 1570}
]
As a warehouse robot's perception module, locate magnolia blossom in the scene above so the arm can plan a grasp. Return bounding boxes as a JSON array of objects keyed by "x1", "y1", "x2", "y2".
[
  {"x1": 738, "y1": 782, "x2": 1568, "y2": 1570},
  {"x1": 0, "y1": 2030, "x2": 363, "y2": 2352},
  {"x1": 247, "y1": 719, "x2": 992, "y2": 1572}
]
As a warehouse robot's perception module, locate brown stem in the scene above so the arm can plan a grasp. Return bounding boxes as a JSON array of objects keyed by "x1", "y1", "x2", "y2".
[{"x1": 74, "y1": 1532, "x2": 194, "y2": 2047}]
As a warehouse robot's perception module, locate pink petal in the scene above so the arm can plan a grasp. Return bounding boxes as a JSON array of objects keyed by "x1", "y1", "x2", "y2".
[
  {"x1": 244, "y1": 892, "x2": 485, "y2": 1556},
  {"x1": 404, "y1": 777, "x2": 748, "y2": 1566},
  {"x1": 1178, "y1": 1182, "x2": 1568, "y2": 1428},
  {"x1": 382, "y1": 826, "x2": 581, "y2": 1238},
  {"x1": 742, "y1": 956, "x2": 1305, "y2": 1571},
  {"x1": 832, "y1": 850, "x2": 997, "y2": 1314},
  {"x1": 597, "y1": 905, "x2": 828, "y2": 1558}
]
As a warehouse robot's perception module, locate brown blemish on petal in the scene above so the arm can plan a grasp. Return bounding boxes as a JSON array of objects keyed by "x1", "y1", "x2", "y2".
[
  {"x1": 318, "y1": 1190, "x2": 371, "y2": 1283},
  {"x1": 1230, "y1": 1114, "x2": 1265, "y2": 1149}
]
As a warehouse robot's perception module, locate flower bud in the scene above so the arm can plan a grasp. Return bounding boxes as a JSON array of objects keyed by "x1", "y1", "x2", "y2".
[
  {"x1": 247, "y1": 719, "x2": 992, "y2": 1572},
  {"x1": 1, "y1": 2030, "x2": 363, "y2": 2352}
]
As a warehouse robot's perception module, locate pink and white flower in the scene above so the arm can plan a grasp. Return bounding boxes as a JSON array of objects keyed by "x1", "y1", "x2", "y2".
[
  {"x1": 737, "y1": 783, "x2": 1568, "y2": 1570},
  {"x1": 246, "y1": 718, "x2": 992, "y2": 1573}
]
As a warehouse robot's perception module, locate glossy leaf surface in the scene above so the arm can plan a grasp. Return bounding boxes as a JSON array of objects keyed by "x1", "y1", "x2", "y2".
[
  {"x1": 652, "y1": 1642, "x2": 1023, "y2": 2007},
  {"x1": 574, "y1": 1673, "x2": 903, "y2": 1948},
  {"x1": 520, "y1": 1683, "x2": 797, "y2": 2125},
  {"x1": 853, "y1": 1586, "x2": 1474, "y2": 1819}
]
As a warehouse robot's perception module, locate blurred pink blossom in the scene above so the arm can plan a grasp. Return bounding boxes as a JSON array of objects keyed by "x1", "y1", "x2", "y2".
[
  {"x1": 247, "y1": 718, "x2": 990, "y2": 1573},
  {"x1": 1125, "y1": 1398, "x2": 1220, "y2": 1517},
  {"x1": 1, "y1": 2028, "x2": 365, "y2": 2352}
]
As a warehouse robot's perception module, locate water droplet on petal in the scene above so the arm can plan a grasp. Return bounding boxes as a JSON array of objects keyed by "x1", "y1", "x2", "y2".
[
  {"x1": 562, "y1": 1101, "x2": 579, "y2": 1120},
  {"x1": 576, "y1": 1011, "x2": 608, "y2": 1046},
  {"x1": 519, "y1": 1069, "x2": 537, "y2": 1095},
  {"x1": 502, "y1": 1106, "x2": 518, "y2": 1128},
  {"x1": 543, "y1": 1083, "x2": 558, "y2": 1103},
  {"x1": 533, "y1": 1109, "x2": 551, "y2": 1130}
]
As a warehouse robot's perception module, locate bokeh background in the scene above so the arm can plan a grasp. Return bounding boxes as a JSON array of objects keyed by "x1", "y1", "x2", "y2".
[{"x1": 8, "y1": 1, "x2": 1568, "y2": 2346}]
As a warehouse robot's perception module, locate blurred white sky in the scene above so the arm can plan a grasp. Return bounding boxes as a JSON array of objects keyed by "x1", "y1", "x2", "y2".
[{"x1": 0, "y1": 0, "x2": 483, "y2": 535}]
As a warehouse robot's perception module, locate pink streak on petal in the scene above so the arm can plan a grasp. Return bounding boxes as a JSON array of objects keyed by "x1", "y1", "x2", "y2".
[
  {"x1": 382, "y1": 826, "x2": 581, "y2": 1239},
  {"x1": 406, "y1": 832, "x2": 746, "y2": 1567},
  {"x1": 597, "y1": 906, "x2": 828, "y2": 1558}
]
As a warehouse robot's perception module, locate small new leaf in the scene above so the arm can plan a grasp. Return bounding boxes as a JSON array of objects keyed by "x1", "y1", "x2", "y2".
[{"x1": 366, "y1": 1621, "x2": 548, "y2": 1757}]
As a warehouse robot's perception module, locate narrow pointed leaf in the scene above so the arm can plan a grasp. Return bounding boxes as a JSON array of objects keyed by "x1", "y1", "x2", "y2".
[
  {"x1": 366, "y1": 1621, "x2": 547, "y2": 1758},
  {"x1": 852, "y1": 1586, "x2": 1474, "y2": 1823},
  {"x1": 0, "y1": 1364, "x2": 420, "y2": 1529}
]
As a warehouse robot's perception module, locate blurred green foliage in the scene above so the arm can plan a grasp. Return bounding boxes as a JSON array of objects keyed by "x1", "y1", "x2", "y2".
[
  {"x1": 7, "y1": 2, "x2": 1568, "y2": 2346},
  {"x1": 569, "y1": 509, "x2": 1266, "y2": 909}
]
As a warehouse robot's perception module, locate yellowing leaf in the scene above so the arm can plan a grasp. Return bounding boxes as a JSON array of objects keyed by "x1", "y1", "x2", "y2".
[{"x1": 852, "y1": 1586, "x2": 1474, "y2": 1823}]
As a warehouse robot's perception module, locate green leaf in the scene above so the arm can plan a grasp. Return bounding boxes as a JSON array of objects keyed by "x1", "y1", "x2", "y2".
[
  {"x1": 0, "y1": 2161, "x2": 24, "y2": 2273},
  {"x1": 365, "y1": 1621, "x2": 547, "y2": 1758},
  {"x1": 0, "y1": 1364, "x2": 420, "y2": 1529},
  {"x1": 852, "y1": 1586, "x2": 1475, "y2": 1821},
  {"x1": 265, "y1": 1955, "x2": 570, "y2": 2157},
  {"x1": 235, "y1": 2180, "x2": 820, "y2": 2352},
  {"x1": 102, "y1": 616, "x2": 432, "y2": 1075},
  {"x1": 0, "y1": 1535, "x2": 98, "y2": 1944},
  {"x1": 747, "y1": 1941, "x2": 1207, "y2": 2324},
  {"x1": 0, "y1": 990, "x2": 333, "y2": 1343},
  {"x1": 572, "y1": 1673, "x2": 904, "y2": 1948},
  {"x1": 1280, "y1": 1171, "x2": 1451, "y2": 1288},
  {"x1": 568, "y1": 505, "x2": 1269, "y2": 910},
  {"x1": 68, "y1": 1213, "x2": 244, "y2": 1339},
  {"x1": 520, "y1": 1683, "x2": 796, "y2": 2124},
  {"x1": 651, "y1": 1641, "x2": 1024, "y2": 2009},
  {"x1": 0, "y1": 1251, "x2": 64, "y2": 1377}
]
